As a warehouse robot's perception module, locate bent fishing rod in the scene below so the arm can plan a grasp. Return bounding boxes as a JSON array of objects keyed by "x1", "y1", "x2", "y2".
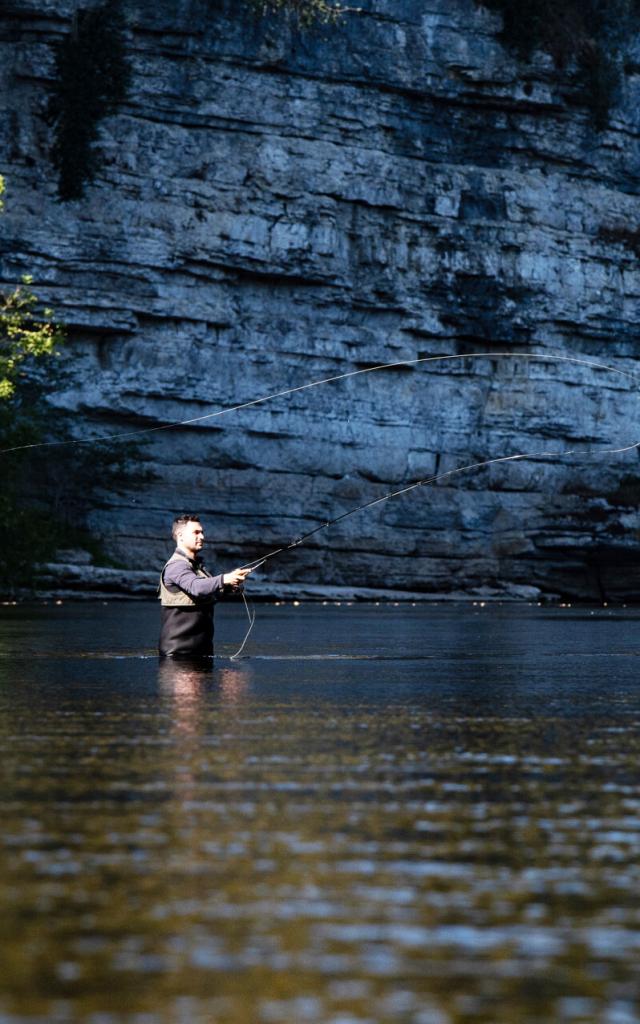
[
  {"x1": 4, "y1": 345, "x2": 637, "y2": 656},
  {"x1": 229, "y1": 431, "x2": 640, "y2": 657}
]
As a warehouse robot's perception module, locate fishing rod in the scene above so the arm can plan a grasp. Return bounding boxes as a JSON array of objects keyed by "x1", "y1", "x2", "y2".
[
  {"x1": 229, "y1": 431, "x2": 640, "y2": 658},
  {"x1": 3, "y1": 345, "x2": 637, "y2": 656},
  {"x1": 240, "y1": 438, "x2": 640, "y2": 571}
]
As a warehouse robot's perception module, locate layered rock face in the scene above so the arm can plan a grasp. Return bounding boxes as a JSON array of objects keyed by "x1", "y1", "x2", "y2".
[{"x1": 3, "y1": 0, "x2": 640, "y2": 599}]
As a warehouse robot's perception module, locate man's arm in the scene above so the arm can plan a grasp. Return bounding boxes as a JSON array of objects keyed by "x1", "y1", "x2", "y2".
[
  {"x1": 163, "y1": 561, "x2": 253, "y2": 598},
  {"x1": 163, "y1": 560, "x2": 226, "y2": 599}
]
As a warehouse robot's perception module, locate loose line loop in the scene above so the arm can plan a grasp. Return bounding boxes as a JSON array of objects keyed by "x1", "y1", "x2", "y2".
[
  {"x1": 7, "y1": 348, "x2": 639, "y2": 657},
  {"x1": 2, "y1": 350, "x2": 638, "y2": 455},
  {"x1": 230, "y1": 589, "x2": 256, "y2": 660}
]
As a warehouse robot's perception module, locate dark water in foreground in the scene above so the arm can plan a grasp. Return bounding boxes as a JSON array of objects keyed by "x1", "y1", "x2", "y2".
[{"x1": 1, "y1": 601, "x2": 640, "y2": 1024}]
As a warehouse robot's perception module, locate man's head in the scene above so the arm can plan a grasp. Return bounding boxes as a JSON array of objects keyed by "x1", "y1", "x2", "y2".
[{"x1": 172, "y1": 514, "x2": 204, "y2": 557}]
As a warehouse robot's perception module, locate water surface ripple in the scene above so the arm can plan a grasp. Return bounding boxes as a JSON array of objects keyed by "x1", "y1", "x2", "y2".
[{"x1": 1, "y1": 602, "x2": 639, "y2": 1024}]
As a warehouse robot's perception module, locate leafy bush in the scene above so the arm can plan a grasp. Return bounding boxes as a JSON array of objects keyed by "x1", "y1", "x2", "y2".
[
  {"x1": 47, "y1": 0, "x2": 130, "y2": 200},
  {"x1": 478, "y1": 0, "x2": 640, "y2": 128},
  {"x1": 0, "y1": 177, "x2": 144, "y2": 590},
  {"x1": 0, "y1": 276, "x2": 62, "y2": 399}
]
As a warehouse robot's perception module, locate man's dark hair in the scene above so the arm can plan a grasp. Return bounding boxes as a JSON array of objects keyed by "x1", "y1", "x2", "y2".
[{"x1": 172, "y1": 513, "x2": 200, "y2": 541}]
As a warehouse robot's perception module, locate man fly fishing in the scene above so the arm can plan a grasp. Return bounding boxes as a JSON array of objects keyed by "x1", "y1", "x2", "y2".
[{"x1": 158, "y1": 513, "x2": 253, "y2": 658}]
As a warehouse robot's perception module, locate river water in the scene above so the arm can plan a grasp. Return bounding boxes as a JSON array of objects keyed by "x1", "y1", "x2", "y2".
[{"x1": 1, "y1": 601, "x2": 640, "y2": 1024}]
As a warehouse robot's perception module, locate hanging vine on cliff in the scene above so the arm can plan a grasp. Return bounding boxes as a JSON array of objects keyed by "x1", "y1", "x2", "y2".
[{"x1": 47, "y1": 0, "x2": 130, "y2": 200}]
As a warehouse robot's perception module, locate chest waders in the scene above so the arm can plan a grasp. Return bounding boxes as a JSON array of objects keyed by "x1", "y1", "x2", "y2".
[{"x1": 158, "y1": 552, "x2": 216, "y2": 658}]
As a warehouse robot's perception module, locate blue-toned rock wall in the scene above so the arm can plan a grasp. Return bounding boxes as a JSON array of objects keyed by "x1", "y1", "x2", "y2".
[{"x1": 3, "y1": 0, "x2": 640, "y2": 598}]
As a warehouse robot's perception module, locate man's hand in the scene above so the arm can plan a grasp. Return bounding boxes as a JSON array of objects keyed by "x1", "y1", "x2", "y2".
[{"x1": 223, "y1": 566, "x2": 253, "y2": 588}]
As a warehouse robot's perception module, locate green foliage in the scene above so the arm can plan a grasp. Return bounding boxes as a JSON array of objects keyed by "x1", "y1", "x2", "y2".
[
  {"x1": 477, "y1": 0, "x2": 640, "y2": 128},
  {"x1": 247, "y1": 0, "x2": 348, "y2": 26},
  {"x1": 0, "y1": 181, "x2": 144, "y2": 590},
  {"x1": 0, "y1": 278, "x2": 67, "y2": 584},
  {"x1": 47, "y1": 0, "x2": 130, "y2": 200},
  {"x1": 0, "y1": 276, "x2": 63, "y2": 399}
]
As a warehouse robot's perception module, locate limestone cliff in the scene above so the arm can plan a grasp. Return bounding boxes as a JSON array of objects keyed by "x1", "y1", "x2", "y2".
[{"x1": 3, "y1": 0, "x2": 640, "y2": 600}]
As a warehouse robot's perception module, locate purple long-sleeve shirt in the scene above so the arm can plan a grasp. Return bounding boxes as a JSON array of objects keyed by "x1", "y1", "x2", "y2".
[{"x1": 162, "y1": 548, "x2": 228, "y2": 600}]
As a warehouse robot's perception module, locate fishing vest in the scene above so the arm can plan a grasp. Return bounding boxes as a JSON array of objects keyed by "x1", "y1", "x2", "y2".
[
  {"x1": 159, "y1": 551, "x2": 215, "y2": 606},
  {"x1": 158, "y1": 551, "x2": 216, "y2": 658}
]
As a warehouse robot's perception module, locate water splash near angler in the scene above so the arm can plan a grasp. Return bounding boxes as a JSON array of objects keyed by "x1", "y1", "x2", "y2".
[{"x1": 3, "y1": 349, "x2": 639, "y2": 657}]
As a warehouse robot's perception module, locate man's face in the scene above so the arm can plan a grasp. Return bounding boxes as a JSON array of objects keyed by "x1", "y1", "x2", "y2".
[{"x1": 178, "y1": 520, "x2": 205, "y2": 554}]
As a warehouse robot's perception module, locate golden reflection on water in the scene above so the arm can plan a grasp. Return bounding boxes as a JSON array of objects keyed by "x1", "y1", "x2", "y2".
[
  {"x1": 1, "y1": 656, "x2": 640, "y2": 1022},
  {"x1": 158, "y1": 660, "x2": 252, "y2": 712},
  {"x1": 218, "y1": 665, "x2": 252, "y2": 706}
]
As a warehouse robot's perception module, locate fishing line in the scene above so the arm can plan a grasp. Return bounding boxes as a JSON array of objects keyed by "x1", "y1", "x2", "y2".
[
  {"x1": 230, "y1": 589, "x2": 256, "y2": 661},
  {"x1": 1, "y1": 350, "x2": 638, "y2": 455},
  {"x1": 240, "y1": 435, "x2": 640, "y2": 570},
  {"x1": 228, "y1": 433, "x2": 640, "y2": 656},
  {"x1": 6, "y1": 347, "x2": 638, "y2": 656}
]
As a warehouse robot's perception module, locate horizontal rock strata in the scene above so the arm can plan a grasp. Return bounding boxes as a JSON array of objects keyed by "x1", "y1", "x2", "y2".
[
  {"x1": 3, "y1": 0, "x2": 640, "y2": 599},
  {"x1": 31, "y1": 552, "x2": 543, "y2": 602}
]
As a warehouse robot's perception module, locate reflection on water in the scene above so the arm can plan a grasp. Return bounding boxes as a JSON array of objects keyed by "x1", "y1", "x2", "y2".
[{"x1": 1, "y1": 602, "x2": 640, "y2": 1023}]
